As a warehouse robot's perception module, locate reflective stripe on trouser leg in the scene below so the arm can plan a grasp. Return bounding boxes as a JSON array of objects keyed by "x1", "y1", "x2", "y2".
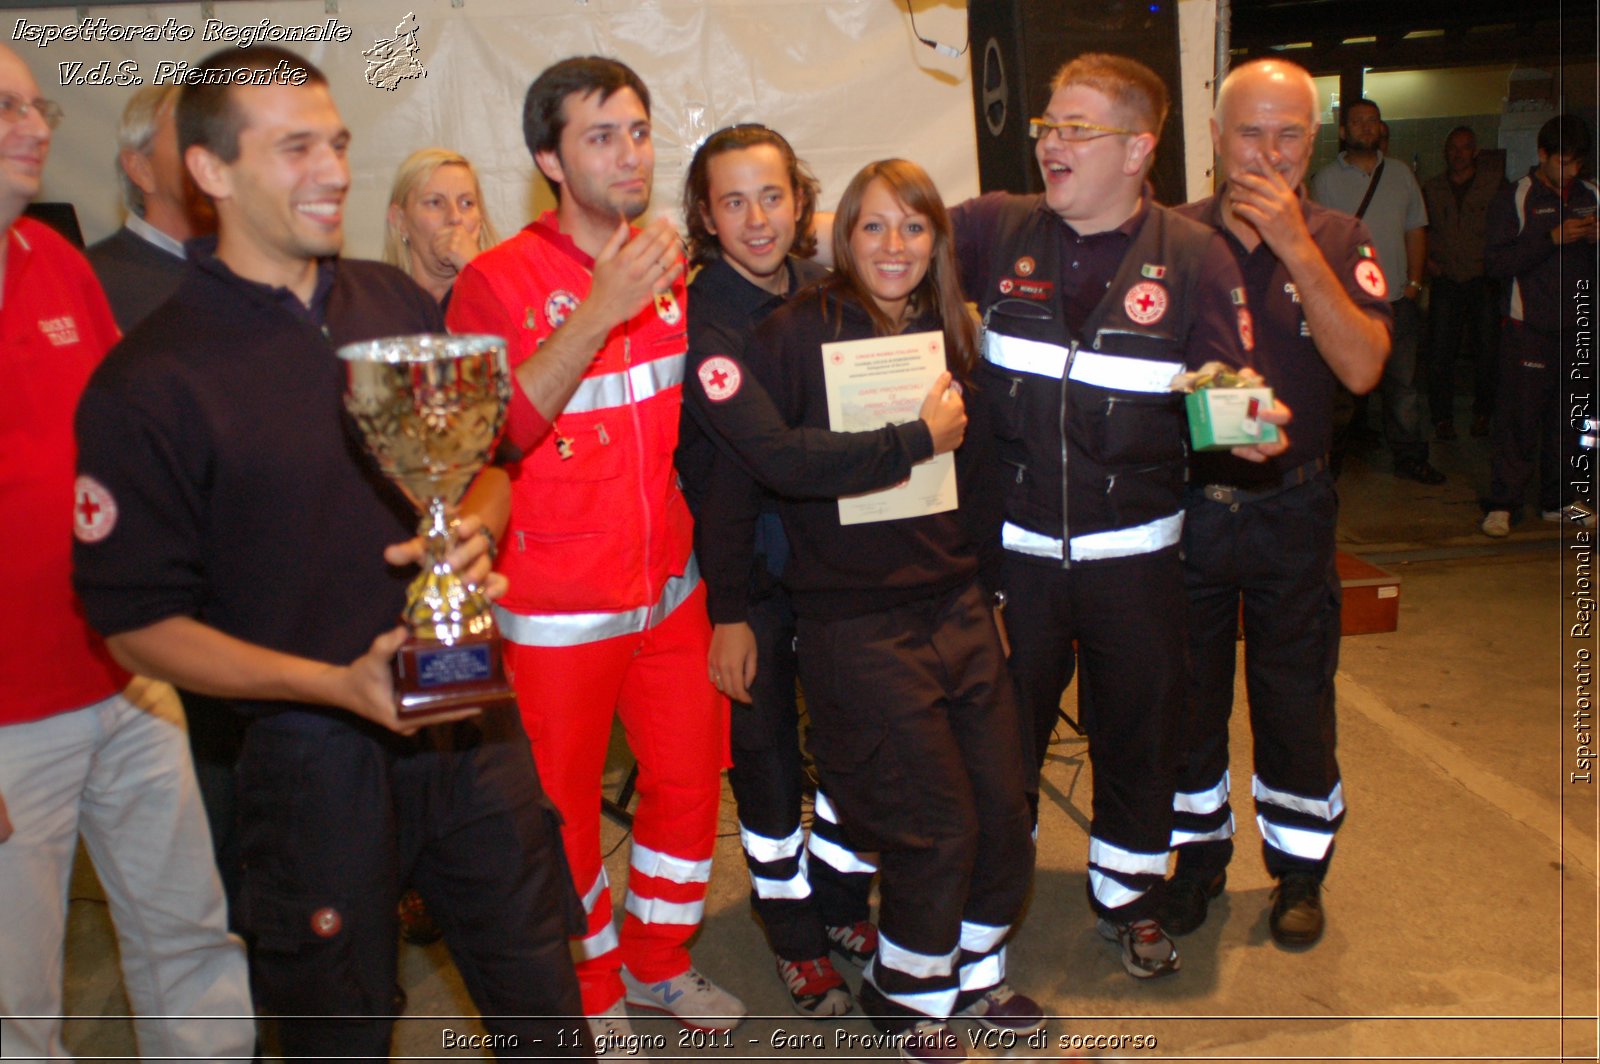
[
  {"x1": 1253, "y1": 776, "x2": 1344, "y2": 867},
  {"x1": 724, "y1": 582, "x2": 835, "y2": 959},
  {"x1": 1170, "y1": 769, "x2": 1236, "y2": 846},
  {"x1": 1087, "y1": 835, "x2": 1170, "y2": 911},
  {"x1": 1044, "y1": 551, "x2": 1185, "y2": 919},
  {"x1": 614, "y1": 583, "x2": 727, "y2": 982},
  {"x1": 865, "y1": 934, "x2": 961, "y2": 1021},
  {"x1": 1229, "y1": 478, "x2": 1344, "y2": 879},
  {"x1": 806, "y1": 789, "x2": 877, "y2": 934},
  {"x1": 797, "y1": 583, "x2": 1033, "y2": 1026},
  {"x1": 956, "y1": 921, "x2": 1009, "y2": 993},
  {"x1": 506, "y1": 581, "x2": 725, "y2": 1011},
  {"x1": 809, "y1": 789, "x2": 879, "y2": 875}
]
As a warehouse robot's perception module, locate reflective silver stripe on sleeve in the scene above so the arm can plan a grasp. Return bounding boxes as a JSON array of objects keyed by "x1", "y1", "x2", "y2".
[
  {"x1": 494, "y1": 554, "x2": 700, "y2": 647},
  {"x1": 562, "y1": 353, "x2": 686, "y2": 415},
  {"x1": 1252, "y1": 776, "x2": 1345, "y2": 822},
  {"x1": 1068, "y1": 350, "x2": 1185, "y2": 393},
  {"x1": 1256, "y1": 817, "x2": 1335, "y2": 861},
  {"x1": 983, "y1": 332, "x2": 1068, "y2": 379},
  {"x1": 1001, "y1": 511, "x2": 1183, "y2": 563}
]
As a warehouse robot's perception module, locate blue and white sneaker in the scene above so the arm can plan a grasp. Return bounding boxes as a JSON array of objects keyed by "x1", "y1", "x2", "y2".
[{"x1": 621, "y1": 965, "x2": 747, "y2": 1032}]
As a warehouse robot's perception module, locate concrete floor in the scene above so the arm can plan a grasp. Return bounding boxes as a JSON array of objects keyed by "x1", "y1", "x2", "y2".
[{"x1": 47, "y1": 402, "x2": 1599, "y2": 1062}]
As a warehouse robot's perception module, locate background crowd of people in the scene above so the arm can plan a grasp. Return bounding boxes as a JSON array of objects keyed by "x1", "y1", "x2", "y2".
[{"x1": 1, "y1": 28, "x2": 1593, "y2": 1064}]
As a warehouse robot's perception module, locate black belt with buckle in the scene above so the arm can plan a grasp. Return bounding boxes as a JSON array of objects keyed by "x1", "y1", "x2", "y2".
[{"x1": 1201, "y1": 456, "x2": 1328, "y2": 506}]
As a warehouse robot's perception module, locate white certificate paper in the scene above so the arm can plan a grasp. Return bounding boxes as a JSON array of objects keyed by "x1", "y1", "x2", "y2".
[{"x1": 820, "y1": 329, "x2": 958, "y2": 526}]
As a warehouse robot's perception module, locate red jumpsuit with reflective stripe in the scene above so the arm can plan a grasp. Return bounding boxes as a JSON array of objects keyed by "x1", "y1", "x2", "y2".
[{"x1": 448, "y1": 214, "x2": 728, "y2": 1013}]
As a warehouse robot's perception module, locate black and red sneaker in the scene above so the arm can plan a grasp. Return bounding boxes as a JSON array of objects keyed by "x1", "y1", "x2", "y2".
[
  {"x1": 825, "y1": 920, "x2": 879, "y2": 968},
  {"x1": 775, "y1": 955, "x2": 852, "y2": 1017}
]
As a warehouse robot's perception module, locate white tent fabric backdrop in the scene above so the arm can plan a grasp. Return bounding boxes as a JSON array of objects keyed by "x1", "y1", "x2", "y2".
[{"x1": 16, "y1": 0, "x2": 1216, "y2": 258}]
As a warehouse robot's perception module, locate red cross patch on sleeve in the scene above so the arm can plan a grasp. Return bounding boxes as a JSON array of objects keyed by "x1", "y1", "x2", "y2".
[
  {"x1": 72, "y1": 475, "x2": 118, "y2": 544},
  {"x1": 1354, "y1": 259, "x2": 1387, "y2": 299},
  {"x1": 697, "y1": 356, "x2": 742, "y2": 402}
]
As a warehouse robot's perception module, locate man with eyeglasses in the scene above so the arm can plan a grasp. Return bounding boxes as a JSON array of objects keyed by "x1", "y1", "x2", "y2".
[
  {"x1": 0, "y1": 43, "x2": 253, "y2": 1059},
  {"x1": 947, "y1": 52, "x2": 1282, "y2": 981}
]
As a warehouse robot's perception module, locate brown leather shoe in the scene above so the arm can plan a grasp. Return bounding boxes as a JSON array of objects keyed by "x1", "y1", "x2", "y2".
[{"x1": 1269, "y1": 873, "x2": 1324, "y2": 947}]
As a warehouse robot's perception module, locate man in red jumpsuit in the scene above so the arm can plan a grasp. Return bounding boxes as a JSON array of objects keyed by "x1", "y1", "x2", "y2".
[{"x1": 447, "y1": 56, "x2": 742, "y2": 1047}]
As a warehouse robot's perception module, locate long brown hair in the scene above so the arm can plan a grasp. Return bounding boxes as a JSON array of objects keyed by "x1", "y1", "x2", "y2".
[
  {"x1": 823, "y1": 159, "x2": 976, "y2": 377},
  {"x1": 683, "y1": 124, "x2": 819, "y2": 267}
]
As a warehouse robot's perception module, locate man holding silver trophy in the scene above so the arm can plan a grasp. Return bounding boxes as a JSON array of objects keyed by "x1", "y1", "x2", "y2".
[{"x1": 72, "y1": 46, "x2": 593, "y2": 1059}]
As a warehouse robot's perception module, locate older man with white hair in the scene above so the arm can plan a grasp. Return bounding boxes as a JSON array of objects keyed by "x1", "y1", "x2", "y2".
[
  {"x1": 1164, "y1": 58, "x2": 1391, "y2": 948},
  {"x1": 86, "y1": 82, "x2": 214, "y2": 330}
]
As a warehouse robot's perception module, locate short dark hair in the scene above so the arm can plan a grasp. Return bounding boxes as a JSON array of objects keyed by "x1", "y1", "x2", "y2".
[
  {"x1": 1343, "y1": 98, "x2": 1380, "y2": 124},
  {"x1": 1538, "y1": 113, "x2": 1592, "y2": 160},
  {"x1": 682, "y1": 124, "x2": 820, "y2": 267},
  {"x1": 521, "y1": 56, "x2": 650, "y2": 187},
  {"x1": 177, "y1": 46, "x2": 326, "y2": 163}
]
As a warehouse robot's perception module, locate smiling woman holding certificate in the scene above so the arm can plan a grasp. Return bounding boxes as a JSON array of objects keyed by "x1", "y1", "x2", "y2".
[{"x1": 736, "y1": 159, "x2": 1041, "y2": 1058}]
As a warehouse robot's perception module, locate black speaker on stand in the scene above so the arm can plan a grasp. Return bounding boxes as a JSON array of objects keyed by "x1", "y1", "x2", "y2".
[{"x1": 968, "y1": 0, "x2": 1188, "y2": 206}]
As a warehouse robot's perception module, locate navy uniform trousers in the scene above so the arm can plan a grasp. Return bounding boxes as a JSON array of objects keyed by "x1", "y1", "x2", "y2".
[
  {"x1": 796, "y1": 582, "x2": 1033, "y2": 1030},
  {"x1": 1169, "y1": 474, "x2": 1346, "y2": 882},
  {"x1": 1003, "y1": 547, "x2": 1186, "y2": 921},
  {"x1": 236, "y1": 707, "x2": 593, "y2": 1060},
  {"x1": 727, "y1": 580, "x2": 875, "y2": 962}
]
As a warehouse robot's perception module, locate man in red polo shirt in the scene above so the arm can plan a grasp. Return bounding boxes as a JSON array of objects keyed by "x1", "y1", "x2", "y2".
[{"x1": 0, "y1": 42, "x2": 252, "y2": 1059}]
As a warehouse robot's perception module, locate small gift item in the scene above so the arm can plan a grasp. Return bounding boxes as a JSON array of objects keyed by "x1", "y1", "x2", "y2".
[{"x1": 1171, "y1": 361, "x2": 1281, "y2": 451}]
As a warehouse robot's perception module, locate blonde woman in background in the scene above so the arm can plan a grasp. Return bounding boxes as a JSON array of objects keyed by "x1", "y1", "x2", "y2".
[
  {"x1": 383, "y1": 148, "x2": 501, "y2": 946},
  {"x1": 384, "y1": 147, "x2": 500, "y2": 308}
]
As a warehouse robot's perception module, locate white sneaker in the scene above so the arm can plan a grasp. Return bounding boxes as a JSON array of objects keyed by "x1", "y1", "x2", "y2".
[
  {"x1": 588, "y1": 998, "x2": 650, "y2": 1060},
  {"x1": 1481, "y1": 510, "x2": 1511, "y2": 538},
  {"x1": 622, "y1": 964, "x2": 747, "y2": 1032}
]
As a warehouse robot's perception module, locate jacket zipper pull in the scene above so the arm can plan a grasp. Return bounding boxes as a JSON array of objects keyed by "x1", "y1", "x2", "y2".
[
  {"x1": 597, "y1": 423, "x2": 611, "y2": 445},
  {"x1": 556, "y1": 435, "x2": 575, "y2": 460}
]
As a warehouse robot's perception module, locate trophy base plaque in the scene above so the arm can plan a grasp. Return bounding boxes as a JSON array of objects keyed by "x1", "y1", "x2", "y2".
[{"x1": 392, "y1": 630, "x2": 517, "y2": 723}]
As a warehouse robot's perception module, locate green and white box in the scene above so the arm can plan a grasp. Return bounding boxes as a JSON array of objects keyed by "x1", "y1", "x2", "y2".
[{"x1": 1186, "y1": 387, "x2": 1279, "y2": 450}]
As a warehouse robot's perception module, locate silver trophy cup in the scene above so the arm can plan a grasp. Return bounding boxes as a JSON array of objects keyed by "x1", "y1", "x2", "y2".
[{"x1": 338, "y1": 333, "x2": 516, "y2": 721}]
